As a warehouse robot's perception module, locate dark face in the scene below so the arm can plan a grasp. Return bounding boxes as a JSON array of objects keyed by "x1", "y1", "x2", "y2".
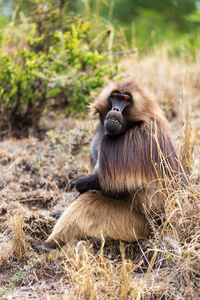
[{"x1": 104, "y1": 92, "x2": 132, "y2": 136}]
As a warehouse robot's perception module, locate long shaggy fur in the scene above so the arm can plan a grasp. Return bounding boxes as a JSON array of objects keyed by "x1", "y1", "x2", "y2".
[
  {"x1": 45, "y1": 78, "x2": 187, "y2": 247},
  {"x1": 99, "y1": 123, "x2": 186, "y2": 194}
]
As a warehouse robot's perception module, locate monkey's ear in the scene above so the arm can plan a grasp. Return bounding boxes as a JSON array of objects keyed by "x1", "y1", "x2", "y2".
[{"x1": 89, "y1": 102, "x2": 98, "y2": 115}]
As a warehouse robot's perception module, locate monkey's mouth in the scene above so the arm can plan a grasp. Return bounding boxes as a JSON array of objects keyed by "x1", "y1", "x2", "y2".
[
  {"x1": 104, "y1": 117, "x2": 122, "y2": 135},
  {"x1": 107, "y1": 117, "x2": 121, "y2": 125}
]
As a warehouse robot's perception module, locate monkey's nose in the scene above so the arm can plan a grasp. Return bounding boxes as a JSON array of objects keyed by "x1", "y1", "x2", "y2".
[{"x1": 113, "y1": 107, "x2": 120, "y2": 112}]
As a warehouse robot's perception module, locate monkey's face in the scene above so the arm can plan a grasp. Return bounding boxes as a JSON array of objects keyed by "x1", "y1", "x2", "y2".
[{"x1": 104, "y1": 92, "x2": 132, "y2": 135}]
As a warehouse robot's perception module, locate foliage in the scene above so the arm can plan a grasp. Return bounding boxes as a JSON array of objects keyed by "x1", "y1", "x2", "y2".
[
  {"x1": 69, "y1": 0, "x2": 200, "y2": 54},
  {"x1": 0, "y1": 1, "x2": 117, "y2": 138},
  {"x1": 109, "y1": 0, "x2": 198, "y2": 29},
  {"x1": 46, "y1": 21, "x2": 116, "y2": 113},
  {"x1": 2, "y1": 0, "x2": 200, "y2": 52}
]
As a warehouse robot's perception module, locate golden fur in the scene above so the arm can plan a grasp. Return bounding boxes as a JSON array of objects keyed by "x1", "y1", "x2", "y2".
[
  {"x1": 46, "y1": 192, "x2": 151, "y2": 244},
  {"x1": 45, "y1": 79, "x2": 187, "y2": 247}
]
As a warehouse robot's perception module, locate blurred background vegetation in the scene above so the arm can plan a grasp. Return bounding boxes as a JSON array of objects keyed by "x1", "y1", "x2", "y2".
[{"x1": 0, "y1": 0, "x2": 200, "y2": 138}]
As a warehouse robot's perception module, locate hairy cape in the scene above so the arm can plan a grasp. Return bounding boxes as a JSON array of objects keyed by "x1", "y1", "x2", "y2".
[{"x1": 92, "y1": 79, "x2": 187, "y2": 193}]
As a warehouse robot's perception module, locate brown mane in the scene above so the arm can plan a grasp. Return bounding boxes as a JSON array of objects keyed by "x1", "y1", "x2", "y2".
[{"x1": 98, "y1": 121, "x2": 184, "y2": 194}]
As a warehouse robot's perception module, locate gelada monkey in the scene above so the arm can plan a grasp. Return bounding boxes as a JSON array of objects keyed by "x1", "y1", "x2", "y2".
[{"x1": 43, "y1": 79, "x2": 187, "y2": 249}]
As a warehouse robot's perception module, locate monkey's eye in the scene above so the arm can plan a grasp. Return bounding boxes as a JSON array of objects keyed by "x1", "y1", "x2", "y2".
[
  {"x1": 122, "y1": 95, "x2": 130, "y2": 104},
  {"x1": 111, "y1": 92, "x2": 118, "y2": 101},
  {"x1": 123, "y1": 95, "x2": 131, "y2": 101}
]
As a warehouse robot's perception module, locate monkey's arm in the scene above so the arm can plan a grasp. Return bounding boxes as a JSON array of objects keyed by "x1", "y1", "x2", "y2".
[
  {"x1": 75, "y1": 123, "x2": 104, "y2": 194},
  {"x1": 90, "y1": 123, "x2": 104, "y2": 171},
  {"x1": 75, "y1": 174, "x2": 101, "y2": 193}
]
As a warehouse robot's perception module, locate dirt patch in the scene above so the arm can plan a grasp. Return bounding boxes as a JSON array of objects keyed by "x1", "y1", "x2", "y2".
[{"x1": 0, "y1": 118, "x2": 93, "y2": 298}]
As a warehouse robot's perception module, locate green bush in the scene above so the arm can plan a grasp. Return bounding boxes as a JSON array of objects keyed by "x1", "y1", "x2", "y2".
[
  {"x1": 0, "y1": 50, "x2": 48, "y2": 137},
  {"x1": 0, "y1": 16, "x2": 117, "y2": 138},
  {"x1": 47, "y1": 21, "x2": 116, "y2": 113}
]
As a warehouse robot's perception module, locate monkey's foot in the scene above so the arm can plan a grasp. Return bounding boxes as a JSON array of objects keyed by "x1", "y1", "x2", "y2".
[{"x1": 28, "y1": 237, "x2": 59, "y2": 252}]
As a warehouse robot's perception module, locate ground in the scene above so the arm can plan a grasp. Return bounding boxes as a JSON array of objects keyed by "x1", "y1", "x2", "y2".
[{"x1": 0, "y1": 53, "x2": 200, "y2": 299}]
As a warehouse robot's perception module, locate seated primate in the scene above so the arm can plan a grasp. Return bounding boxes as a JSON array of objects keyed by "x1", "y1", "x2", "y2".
[{"x1": 43, "y1": 79, "x2": 187, "y2": 249}]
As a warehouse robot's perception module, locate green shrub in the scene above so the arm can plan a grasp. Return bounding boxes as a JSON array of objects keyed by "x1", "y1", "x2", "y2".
[
  {"x1": 0, "y1": 50, "x2": 48, "y2": 137},
  {"x1": 47, "y1": 21, "x2": 116, "y2": 113},
  {"x1": 0, "y1": 16, "x2": 117, "y2": 138}
]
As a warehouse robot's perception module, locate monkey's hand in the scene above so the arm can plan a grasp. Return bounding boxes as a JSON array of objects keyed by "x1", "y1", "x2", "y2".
[{"x1": 75, "y1": 174, "x2": 101, "y2": 193}]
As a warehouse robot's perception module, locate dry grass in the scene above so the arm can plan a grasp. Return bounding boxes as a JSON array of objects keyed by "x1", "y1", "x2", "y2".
[{"x1": 0, "y1": 51, "x2": 200, "y2": 299}]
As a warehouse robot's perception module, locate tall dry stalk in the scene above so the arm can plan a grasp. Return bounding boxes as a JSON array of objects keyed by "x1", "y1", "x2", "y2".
[{"x1": 11, "y1": 213, "x2": 29, "y2": 261}]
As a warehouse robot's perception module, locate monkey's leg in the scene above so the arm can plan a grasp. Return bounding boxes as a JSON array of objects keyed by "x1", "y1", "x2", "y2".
[{"x1": 45, "y1": 192, "x2": 151, "y2": 247}]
